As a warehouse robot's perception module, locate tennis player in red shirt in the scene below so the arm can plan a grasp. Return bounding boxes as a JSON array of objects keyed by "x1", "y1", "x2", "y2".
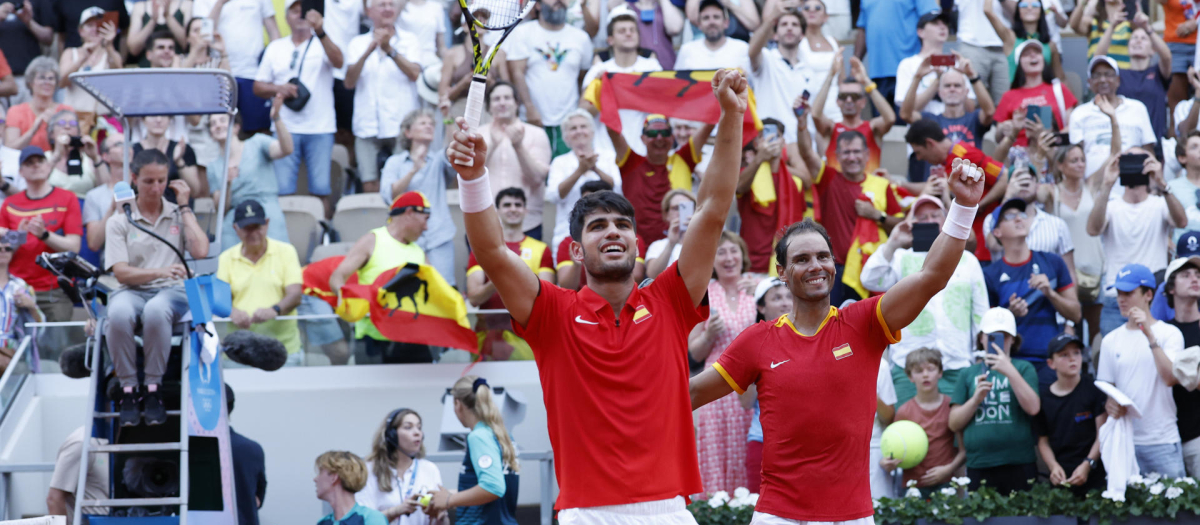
[
  {"x1": 446, "y1": 69, "x2": 750, "y2": 525},
  {"x1": 689, "y1": 157, "x2": 987, "y2": 525}
]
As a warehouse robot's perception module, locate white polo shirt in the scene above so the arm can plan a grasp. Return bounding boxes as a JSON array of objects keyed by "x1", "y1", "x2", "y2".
[
  {"x1": 346, "y1": 29, "x2": 422, "y2": 139},
  {"x1": 255, "y1": 35, "x2": 337, "y2": 135},
  {"x1": 1069, "y1": 96, "x2": 1157, "y2": 179},
  {"x1": 675, "y1": 37, "x2": 751, "y2": 76},
  {"x1": 752, "y1": 47, "x2": 807, "y2": 141},
  {"x1": 192, "y1": 0, "x2": 276, "y2": 78}
]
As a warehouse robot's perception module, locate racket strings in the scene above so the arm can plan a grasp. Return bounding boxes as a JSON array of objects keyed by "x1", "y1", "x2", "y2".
[{"x1": 469, "y1": 0, "x2": 524, "y2": 28}]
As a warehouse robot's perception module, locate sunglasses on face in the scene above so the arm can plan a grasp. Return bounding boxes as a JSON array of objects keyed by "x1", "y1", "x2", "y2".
[
  {"x1": 802, "y1": 4, "x2": 823, "y2": 10},
  {"x1": 837, "y1": 93, "x2": 864, "y2": 101},
  {"x1": 56, "y1": 120, "x2": 78, "y2": 127},
  {"x1": 0, "y1": 246, "x2": 16, "y2": 253},
  {"x1": 1002, "y1": 211, "x2": 1028, "y2": 221},
  {"x1": 1018, "y1": 1, "x2": 1041, "y2": 8},
  {"x1": 643, "y1": 128, "x2": 671, "y2": 138}
]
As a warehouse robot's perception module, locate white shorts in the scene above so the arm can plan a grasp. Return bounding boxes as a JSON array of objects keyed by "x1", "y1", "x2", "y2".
[
  {"x1": 557, "y1": 497, "x2": 698, "y2": 525},
  {"x1": 751, "y1": 512, "x2": 875, "y2": 525}
]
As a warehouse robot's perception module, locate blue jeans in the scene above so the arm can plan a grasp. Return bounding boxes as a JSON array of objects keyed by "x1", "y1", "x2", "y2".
[
  {"x1": 1135, "y1": 442, "x2": 1187, "y2": 478},
  {"x1": 274, "y1": 132, "x2": 334, "y2": 196},
  {"x1": 1168, "y1": 42, "x2": 1196, "y2": 74},
  {"x1": 1100, "y1": 294, "x2": 1126, "y2": 336}
]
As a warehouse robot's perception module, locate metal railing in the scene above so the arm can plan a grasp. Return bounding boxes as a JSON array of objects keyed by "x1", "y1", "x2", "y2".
[{"x1": 0, "y1": 337, "x2": 33, "y2": 423}]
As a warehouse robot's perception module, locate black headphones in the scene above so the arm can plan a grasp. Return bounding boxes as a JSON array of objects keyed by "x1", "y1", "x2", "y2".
[{"x1": 383, "y1": 408, "x2": 414, "y2": 457}]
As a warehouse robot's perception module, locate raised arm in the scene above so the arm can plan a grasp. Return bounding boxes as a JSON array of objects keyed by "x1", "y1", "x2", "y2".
[
  {"x1": 748, "y1": 7, "x2": 779, "y2": 73},
  {"x1": 958, "y1": 53, "x2": 995, "y2": 125},
  {"x1": 677, "y1": 69, "x2": 748, "y2": 306},
  {"x1": 899, "y1": 56, "x2": 934, "y2": 123},
  {"x1": 984, "y1": 0, "x2": 1016, "y2": 54},
  {"x1": 852, "y1": 57, "x2": 895, "y2": 137},
  {"x1": 811, "y1": 50, "x2": 842, "y2": 138},
  {"x1": 1069, "y1": 0, "x2": 1098, "y2": 34},
  {"x1": 792, "y1": 113, "x2": 820, "y2": 187},
  {"x1": 880, "y1": 158, "x2": 985, "y2": 331},
  {"x1": 447, "y1": 119, "x2": 540, "y2": 326}
]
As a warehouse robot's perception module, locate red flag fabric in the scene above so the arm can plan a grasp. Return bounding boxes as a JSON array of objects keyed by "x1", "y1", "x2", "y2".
[{"x1": 585, "y1": 70, "x2": 761, "y2": 144}]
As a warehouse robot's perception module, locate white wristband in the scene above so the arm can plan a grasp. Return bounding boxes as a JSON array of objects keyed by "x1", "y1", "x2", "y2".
[
  {"x1": 941, "y1": 201, "x2": 977, "y2": 240},
  {"x1": 457, "y1": 170, "x2": 493, "y2": 214}
]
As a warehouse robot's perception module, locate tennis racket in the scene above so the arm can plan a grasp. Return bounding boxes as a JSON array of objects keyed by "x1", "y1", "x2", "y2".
[{"x1": 455, "y1": 0, "x2": 537, "y2": 166}]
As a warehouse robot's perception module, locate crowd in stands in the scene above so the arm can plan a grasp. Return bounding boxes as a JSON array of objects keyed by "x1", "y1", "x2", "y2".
[{"x1": 13, "y1": 0, "x2": 1200, "y2": 510}]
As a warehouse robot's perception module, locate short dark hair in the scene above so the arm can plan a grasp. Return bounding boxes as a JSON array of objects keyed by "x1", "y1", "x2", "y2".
[
  {"x1": 760, "y1": 117, "x2": 785, "y2": 138},
  {"x1": 774, "y1": 219, "x2": 833, "y2": 268},
  {"x1": 485, "y1": 80, "x2": 518, "y2": 111},
  {"x1": 905, "y1": 118, "x2": 947, "y2": 146},
  {"x1": 149, "y1": 30, "x2": 176, "y2": 49},
  {"x1": 835, "y1": 130, "x2": 866, "y2": 152},
  {"x1": 580, "y1": 179, "x2": 613, "y2": 196},
  {"x1": 1166, "y1": 263, "x2": 1200, "y2": 309},
  {"x1": 774, "y1": 8, "x2": 806, "y2": 34},
  {"x1": 569, "y1": 190, "x2": 636, "y2": 241},
  {"x1": 607, "y1": 13, "x2": 638, "y2": 38},
  {"x1": 1177, "y1": 130, "x2": 1200, "y2": 160},
  {"x1": 225, "y1": 383, "x2": 235, "y2": 414},
  {"x1": 131, "y1": 148, "x2": 170, "y2": 176},
  {"x1": 495, "y1": 187, "x2": 526, "y2": 206}
]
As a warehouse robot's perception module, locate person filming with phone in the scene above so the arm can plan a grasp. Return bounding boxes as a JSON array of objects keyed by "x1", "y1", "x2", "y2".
[
  {"x1": 861, "y1": 194, "x2": 989, "y2": 408},
  {"x1": 1070, "y1": 56, "x2": 1158, "y2": 180},
  {"x1": 1088, "y1": 148, "x2": 1187, "y2": 335}
]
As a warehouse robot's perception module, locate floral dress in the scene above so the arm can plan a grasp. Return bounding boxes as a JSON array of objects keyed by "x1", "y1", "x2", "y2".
[{"x1": 696, "y1": 279, "x2": 757, "y2": 495}]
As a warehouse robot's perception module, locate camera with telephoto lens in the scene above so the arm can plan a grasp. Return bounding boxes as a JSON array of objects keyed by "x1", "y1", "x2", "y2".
[{"x1": 36, "y1": 251, "x2": 100, "y2": 280}]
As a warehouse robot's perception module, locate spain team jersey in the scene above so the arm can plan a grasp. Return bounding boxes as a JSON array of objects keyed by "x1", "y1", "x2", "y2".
[
  {"x1": 713, "y1": 294, "x2": 900, "y2": 522},
  {"x1": 512, "y1": 263, "x2": 708, "y2": 509},
  {"x1": 467, "y1": 236, "x2": 554, "y2": 310}
]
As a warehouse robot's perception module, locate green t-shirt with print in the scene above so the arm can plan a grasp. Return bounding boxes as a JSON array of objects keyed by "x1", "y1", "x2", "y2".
[{"x1": 951, "y1": 360, "x2": 1039, "y2": 469}]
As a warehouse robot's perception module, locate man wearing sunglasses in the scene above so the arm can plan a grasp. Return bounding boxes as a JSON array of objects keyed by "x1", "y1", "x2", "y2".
[
  {"x1": 811, "y1": 49, "x2": 894, "y2": 176},
  {"x1": 610, "y1": 113, "x2": 713, "y2": 244}
]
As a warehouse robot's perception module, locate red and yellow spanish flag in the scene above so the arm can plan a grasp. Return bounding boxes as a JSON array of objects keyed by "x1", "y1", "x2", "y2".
[
  {"x1": 302, "y1": 257, "x2": 478, "y2": 352},
  {"x1": 842, "y1": 177, "x2": 909, "y2": 300},
  {"x1": 583, "y1": 70, "x2": 761, "y2": 144}
]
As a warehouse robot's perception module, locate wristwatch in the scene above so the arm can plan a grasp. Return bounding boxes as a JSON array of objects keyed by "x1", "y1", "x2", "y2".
[
  {"x1": 1087, "y1": 458, "x2": 1098, "y2": 469},
  {"x1": 875, "y1": 214, "x2": 887, "y2": 226},
  {"x1": 968, "y1": 76, "x2": 981, "y2": 84},
  {"x1": 39, "y1": 230, "x2": 49, "y2": 241},
  {"x1": 386, "y1": 48, "x2": 398, "y2": 59},
  {"x1": 271, "y1": 304, "x2": 282, "y2": 314},
  {"x1": 315, "y1": 30, "x2": 327, "y2": 39}
]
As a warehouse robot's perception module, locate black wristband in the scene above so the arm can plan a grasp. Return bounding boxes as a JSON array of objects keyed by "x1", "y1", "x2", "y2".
[
  {"x1": 94, "y1": 158, "x2": 104, "y2": 167},
  {"x1": 968, "y1": 76, "x2": 981, "y2": 84},
  {"x1": 39, "y1": 230, "x2": 49, "y2": 241},
  {"x1": 315, "y1": 30, "x2": 326, "y2": 39},
  {"x1": 272, "y1": 304, "x2": 282, "y2": 314}
]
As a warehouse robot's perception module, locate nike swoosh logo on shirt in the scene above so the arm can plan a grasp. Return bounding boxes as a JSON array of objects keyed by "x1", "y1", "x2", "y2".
[
  {"x1": 574, "y1": 315, "x2": 599, "y2": 325},
  {"x1": 771, "y1": 360, "x2": 790, "y2": 369}
]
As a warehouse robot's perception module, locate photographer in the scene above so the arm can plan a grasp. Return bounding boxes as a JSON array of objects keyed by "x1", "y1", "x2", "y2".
[
  {"x1": 105, "y1": 148, "x2": 209, "y2": 428},
  {"x1": 45, "y1": 109, "x2": 102, "y2": 198}
]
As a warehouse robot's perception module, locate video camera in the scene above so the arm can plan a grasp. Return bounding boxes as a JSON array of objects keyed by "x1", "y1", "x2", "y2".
[{"x1": 36, "y1": 251, "x2": 109, "y2": 308}]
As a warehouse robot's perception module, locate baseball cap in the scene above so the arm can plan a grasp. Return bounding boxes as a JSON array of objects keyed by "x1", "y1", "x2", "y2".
[
  {"x1": 980, "y1": 307, "x2": 1017, "y2": 337},
  {"x1": 754, "y1": 278, "x2": 785, "y2": 303},
  {"x1": 1046, "y1": 332, "x2": 1083, "y2": 357},
  {"x1": 390, "y1": 191, "x2": 431, "y2": 215},
  {"x1": 990, "y1": 198, "x2": 1027, "y2": 227},
  {"x1": 1179, "y1": 231, "x2": 1200, "y2": 257},
  {"x1": 698, "y1": 0, "x2": 725, "y2": 14},
  {"x1": 1088, "y1": 55, "x2": 1120, "y2": 79},
  {"x1": 1013, "y1": 40, "x2": 1043, "y2": 63},
  {"x1": 917, "y1": 11, "x2": 950, "y2": 29},
  {"x1": 18, "y1": 146, "x2": 45, "y2": 166},
  {"x1": 643, "y1": 113, "x2": 669, "y2": 127},
  {"x1": 233, "y1": 199, "x2": 267, "y2": 228},
  {"x1": 79, "y1": 6, "x2": 104, "y2": 26},
  {"x1": 910, "y1": 195, "x2": 945, "y2": 215},
  {"x1": 1167, "y1": 256, "x2": 1200, "y2": 285},
  {"x1": 1108, "y1": 263, "x2": 1156, "y2": 292}
]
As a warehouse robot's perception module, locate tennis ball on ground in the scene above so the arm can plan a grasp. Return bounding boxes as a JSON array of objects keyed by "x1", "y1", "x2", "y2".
[
  {"x1": 419, "y1": 494, "x2": 432, "y2": 507},
  {"x1": 880, "y1": 420, "x2": 929, "y2": 469}
]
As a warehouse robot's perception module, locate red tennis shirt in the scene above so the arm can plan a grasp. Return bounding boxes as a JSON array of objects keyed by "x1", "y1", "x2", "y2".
[
  {"x1": 512, "y1": 262, "x2": 707, "y2": 509},
  {"x1": 713, "y1": 294, "x2": 900, "y2": 522}
]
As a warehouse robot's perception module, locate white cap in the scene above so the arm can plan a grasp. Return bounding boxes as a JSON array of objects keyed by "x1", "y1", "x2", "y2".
[
  {"x1": 1088, "y1": 55, "x2": 1120, "y2": 79},
  {"x1": 754, "y1": 278, "x2": 786, "y2": 303},
  {"x1": 980, "y1": 307, "x2": 1016, "y2": 337},
  {"x1": 416, "y1": 62, "x2": 443, "y2": 105},
  {"x1": 607, "y1": 3, "x2": 637, "y2": 25},
  {"x1": 1012, "y1": 40, "x2": 1043, "y2": 64},
  {"x1": 1167, "y1": 256, "x2": 1200, "y2": 284},
  {"x1": 79, "y1": 6, "x2": 105, "y2": 27}
]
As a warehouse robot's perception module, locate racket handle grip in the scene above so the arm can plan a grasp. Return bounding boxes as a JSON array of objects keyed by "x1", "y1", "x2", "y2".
[{"x1": 456, "y1": 77, "x2": 488, "y2": 167}]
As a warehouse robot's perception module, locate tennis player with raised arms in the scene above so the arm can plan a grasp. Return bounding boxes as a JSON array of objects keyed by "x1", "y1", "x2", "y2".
[
  {"x1": 446, "y1": 69, "x2": 749, "y2": 525},
  {"x1": 689, "y1": 158, "x2": 986, "y2": 525}
]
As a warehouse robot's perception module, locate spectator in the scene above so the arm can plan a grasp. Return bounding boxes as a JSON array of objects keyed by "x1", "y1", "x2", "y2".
[
  {"x1": 467, "y1": 188, "x2": 554, "y2": 361},
  {"x1": 1163, "y1": 256, "x2": 1200, "y2": 476},
  {"x1": 207, "y1": 100, "x2": 294, "y2": 253},
  {"x1": 689, "y1": 231, "x2": 756, "y2": 494},
  {"x1": 1087, "y1": 150, "x2": 1186, "y2": 334},
  {"x1": 579, "y1": 9, "x2": 663, "y2": 156},
  {"x1": 380, "y1": 110, "x2": 459, "y2": 286},
  {"x1": 134, "y1": 115, "x2": 202, "y2": 203},
  {"x1": 981, "y1": 167, "x2": 1075, "y2": 274},
  {"x1": 45, "y1": 428, "x2": 108, "y2": 525},
  {"x1": 329, "y1": 191, "x2": 432, "y2": 363},
  {"x1": 0, "y1": 235, "x2": 43, "y2": 347},
  {"x1": 318, "y1": 0, "x2": 363, "y2": 155},
  {"x1": 983, "y1": 197, "x2": 1081, "y2": 385},
  {"x1": 1174, "y1": 67, "x2": 1200, "y2": 144},
  {"x1": 793, "y1": 119, "x2": 905, "y2": 306},
  {"x1": 507, "y1": 0, "x2": 594, "y2": 157},
  {"x1": 396, "y1": 0, "x2": 445, "y2": 65},
  {"x1": 956, "y1": 0, "x2": 1013, "y2": 104},
  {"x1": 480, "y1": 81, "x2": 552, "y2": 240},
  {"x1": 1164, "y1": 0, "x2": 1198, "y2": 123},
  {"x1": 948, "y1": 307, "x2": 1041, "y2": 493},
  {"x1": 677, "y1": 0, "x2": 751, "y2": 74},
  {"x1": 812, "y1": 52, "x2": 896, "y2": 175},
  {"x1": 1039, "y1": 142, "x2": 1105, "y2": 345},
  {"x1": 51, "y1": 0, "x2": 128, "y2": 50},
  {"x1": 684, "y1": 0, "x2": 760, "y2": 43},
  {"x1": 437, "y1": 22, "x2": 507, "y2": 123},
  {"x1": 742, "y1": 277, "x2": 790, "y2": 494},
  {"x1": 45, "y1": 109, "x2": 102, "y2": 199},
  {"x1": 3, "y1": 57, "x2": 72, "y2": 151},
  {"x1": 852, "y1": 0, "x2": 939, "y2": 110},
  {"x1": 995, "y1": 40, "x2": 1078, "y2": 148},
  {"x1": 885, "y1": 348, "x2": 966, "y2": 494},
  {"x1": 1, "y1": 146, "x2": 82, "y2": 334},
  {"x1": 984, "y1": 0, "x2": 1062, "y2": 86},
  {"x1": 317, "y1": 451, "x2": 390, "y2": 525},
  {"x1": 556, "y1": 181, "x2": 647, "y2": 290},
  {"x1": 58, "y1": 8, "x2": 119, "y2": 132},
  {"x1": 1070, "y1": 0, "x2": 1138, "y2": 70},
  {"x1": 128, "y1": 0, "x2": 190, "y2": 67},
  {"x1": 795, "y1": 0, "x2": 840, "y2": 125},
  {"x1": 180, "y1": 17, "x2": 229, "y2": 70},
  {"x1": 644, "y1": 188, "x2": 695, "y2": 278},
  {"x1": 899, "y1": 58, "x2": 995, "y2": 185},
  {"x1": 344, "y1": 0, "x2": 421, "y2": 193},
  {"x1": 226, "y1": 384, "x2": 268, "y2": 525},
  {"x1": 545, "y1": 109, "x2": 620, "y2": 250},
  {"x1": 1070, "y1": 56, "x2": 1157, "y2": 179},
  {"x1": 895, "y1": 12, "x2": 969, "y2": 118},
  {"x1": 255, "y1": 1, "x2": 342, "y2": 218},
  {"x1": 748, "y1": 4, "x2": 806, "y2": 149},
  {"x1": 192, "y1": 0, "x2": 279, "y2": 133},
  {"x1": 357, "y1": 409, "x2": 443, "y2": 524},
  {"x1": 427, "y1": 376, "x2": 520, "y2": 523},
  {"x1": 1033, "y1": 332, "x2": 1107, "y2": 495},
  {"x1": 735, "y1": 119, "x2": 805, "y2": 273},
  {"x1": 143, "y1": 29, "x2": 182, "y2": 68},
  {"x1": 218, "y1": 199, "x2": 305, "y2": 366},
  {"x1": 1108, "y1": 25, "x2": 1171, "y2": 142},
  {"x1": 0, "y1": 0, "x2": 54, "y2": 110},
  {"x1": 83, "y1": 134, "x2": 123, "y2": 254},
  {"x1": 862, "y1": 195, "x2": 989, "y2": 408},
  {"x1": 1171, "y1": 131, "x2": 1200, "y2": 239},
  {"x1": 586, "y1": 0, "x2": 682, "y2": 70},
  {"x1": 1097, "y1": 263, "x2": 1187, "y2": 478},
  {"x1": 105, "y1": 149, "x2": 209, "y2": 428}
]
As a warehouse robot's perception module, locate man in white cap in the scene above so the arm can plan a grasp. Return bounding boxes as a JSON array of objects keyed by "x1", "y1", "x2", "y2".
[
  {"x1": 1069, "y1": 55, "x2": 1157, "y2": 179},
  {"x1": 948, "y1": 306, "x2": 1041, "y2": 493},
  {"x1": 862, "y1": 193, "x2": 989, "y2": 408},
  {"x1": 1161, "y1": 255, "x2": 1200, "y2": 476}
]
